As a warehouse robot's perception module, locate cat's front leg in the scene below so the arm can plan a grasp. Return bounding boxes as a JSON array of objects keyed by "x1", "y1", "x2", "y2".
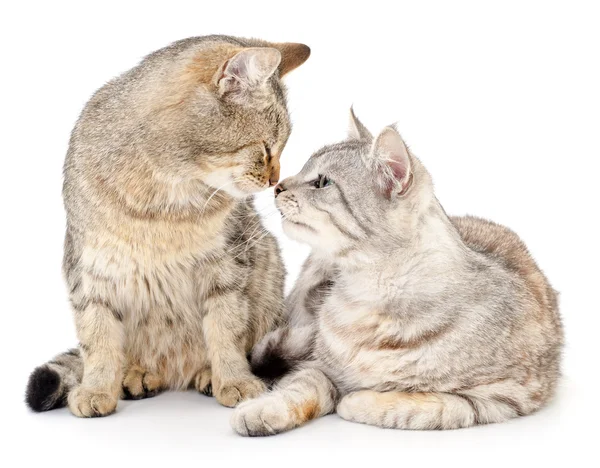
[
  {"x1": 203, "y1": 290, "x2": 266, "y2": 407},
  {"x1": 231, "y1": 366, "x2": 338, "y2": 436},
  {"x1": 68, "y1": 302, "x2": 125, "y2": 417}
]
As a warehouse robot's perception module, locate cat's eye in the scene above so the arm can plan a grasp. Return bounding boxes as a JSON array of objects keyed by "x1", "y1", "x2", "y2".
[
  {"x1": 264, "y1": 145, "x2": 272, "y2": 162},
  {"x1": 313, "y1": 175, "x2": 333, "y2": 189}
]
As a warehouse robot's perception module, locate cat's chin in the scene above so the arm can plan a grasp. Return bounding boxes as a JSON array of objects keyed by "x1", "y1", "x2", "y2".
[
  {"x1": 281, "y1": 219, "x2": 317, "y2": 243},
  {"x1": 226, "y1": 182, "x2": 272, "y2": 199},
  {"x1": 202, "y1": 172, "x2": 268, "y2": 199},
  {"x1": 214, "y1": 184, "x2": 261, "y2": 199}
]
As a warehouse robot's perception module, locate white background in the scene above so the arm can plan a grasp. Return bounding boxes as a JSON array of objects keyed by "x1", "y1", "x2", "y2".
[{"x1": 2, "y1": 1, "x2": 599, "y2": 466}]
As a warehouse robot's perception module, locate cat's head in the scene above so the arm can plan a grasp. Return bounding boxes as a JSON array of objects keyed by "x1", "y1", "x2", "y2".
[
  {"x1": 274, "y1": 110, "x2": 434, "y2": 255},
  {"x1": 150, "y1": 38, "x2": 310, "y2": 198}
]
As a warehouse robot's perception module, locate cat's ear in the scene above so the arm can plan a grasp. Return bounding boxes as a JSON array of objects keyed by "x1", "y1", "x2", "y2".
[
  {"x1": 217, "y1": 48, "x2": 281, "y2": 96},
  {"x1": 273, "y1": 43, "x2": 311, "y2": 77},
  {"x1": 347, "y1": 107, "x2": 373, "y2": 141},
  {"x1": 369, "y1": 126, "x2": 412, "y2": 198}
]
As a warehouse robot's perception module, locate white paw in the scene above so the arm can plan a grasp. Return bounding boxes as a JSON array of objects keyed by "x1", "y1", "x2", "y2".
[
  {"x1": 215, "y1": 376, "x2": 266, "y2": 407},
  {"x1": 230, "y1": 396, "x2": 291, "y2": 436},
  {"x1": 336, "y1": 391, "x2": 375, "y2": 422},
  {"x1": 68, "y1": 386, "x2": 118, "y2": 418}
]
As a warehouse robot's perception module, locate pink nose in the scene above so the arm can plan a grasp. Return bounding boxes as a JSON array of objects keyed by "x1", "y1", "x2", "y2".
[{"x1": 274, "y1": 182, "x2": 286, "y2": 197}]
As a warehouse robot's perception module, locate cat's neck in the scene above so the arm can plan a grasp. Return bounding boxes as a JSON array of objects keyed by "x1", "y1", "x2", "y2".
[
  {"x1": 336, "y1": 198, "x2": 469, "y2": 302},
  {"x1": 97, "y1": 152, "x2": 238, "y2": 223}
]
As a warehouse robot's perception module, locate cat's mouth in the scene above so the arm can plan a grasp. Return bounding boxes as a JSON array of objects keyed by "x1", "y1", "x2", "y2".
[
  {"x1": 234, "y1": 179, "x2": 271, "y2": 195},
  {"x1": 280, "y1": 217, "x2": 319, "y2": 246},
  {"x1": 203, "y1": 170, "x2": 270, "y2": 199},
  {"x1": 275, "y1": 198, "x2": 317, "y2": 235},
  {"x1": 283, "y1": 219, "x2": 316, "y2": 232}
]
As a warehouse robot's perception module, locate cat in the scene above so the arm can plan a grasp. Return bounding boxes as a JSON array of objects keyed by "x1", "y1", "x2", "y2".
[
  {"x1": 231, "y1": 110, "x2": 563, "y2": 435},
  {"x1": 25, "y1": 35, "x2": 310, "y2": 417}
]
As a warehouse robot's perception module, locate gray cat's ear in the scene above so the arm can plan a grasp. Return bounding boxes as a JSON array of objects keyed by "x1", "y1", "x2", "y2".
[
  {"x1": 347, "y1": 107, "x2": 373, "y2": 141},
  {"x1": 370, "y1": 126, "x2": 412, "y2": 198},
  {"x1": 217, "y1": 48, "x2": 282, "y2": 96}
]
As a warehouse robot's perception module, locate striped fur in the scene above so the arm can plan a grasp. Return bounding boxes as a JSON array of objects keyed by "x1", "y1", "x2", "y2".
[
  {"x1": 232, "y1": 113, "x2": 563, "y2": 435},
  {"x1": 26, "y1": 349, "x2": 83, "y2": 412},
  {"x1": 25, "y1": 36, "x2": 310, "y2": 417}
]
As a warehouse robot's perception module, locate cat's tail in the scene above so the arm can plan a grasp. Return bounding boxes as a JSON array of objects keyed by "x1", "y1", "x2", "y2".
[
  {"x1": 337, "y1": 383, "x2": 540, "y2": 430},
  {"x1": 25, "y1": 348, "x2": 84, "y2": 412},
  {"x1": 251, "y1": 325, "x2": 315, "y2": 383}
]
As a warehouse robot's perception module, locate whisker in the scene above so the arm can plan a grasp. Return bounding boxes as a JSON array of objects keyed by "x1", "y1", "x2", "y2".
[
  {"x1": 250, "y1": 204, "x2": 278, "y2": 215},
  {"x1": 238, "y1": 221, "x2": 268, "y2": 249},
  {"x1": 229, "y1": 212, "x2": 289, "y2": 259},
  {"x1": 235, "y1": 220, "x2": 265, "y2": 241},
  {"x1": 229, "y1": 230, "x2": 271, "y2": 262},
  {"x1": 244, "y1": 230, "x2": 271, "y2": 253},
  {"x1": 199, "y1": 184, "x2": 232, "y2": 215},
  {"x1": 199, "y1": 177, "x2": 245, "y2": 216}
]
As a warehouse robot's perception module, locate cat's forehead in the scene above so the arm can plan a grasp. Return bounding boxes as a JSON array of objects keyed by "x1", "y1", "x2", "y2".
[
  {"x1": 304, "y1": 140, "x2": 369, "y2": 175},
  {"x1": 236, "y1": 100, "x2": 290, "y2": 148}
]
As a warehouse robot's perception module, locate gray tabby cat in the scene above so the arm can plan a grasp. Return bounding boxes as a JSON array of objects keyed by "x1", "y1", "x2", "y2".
[
  {"x1": 25, "y1": 35, "x2": 310, "y2": 417},
  {"x1": 232, "y1": 110, "x2": 563, "y2": 435}
]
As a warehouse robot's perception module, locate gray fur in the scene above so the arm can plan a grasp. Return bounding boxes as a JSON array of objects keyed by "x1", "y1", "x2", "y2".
[{"x1": 233, "y1": 112, "x2": 563, "y2": 435}]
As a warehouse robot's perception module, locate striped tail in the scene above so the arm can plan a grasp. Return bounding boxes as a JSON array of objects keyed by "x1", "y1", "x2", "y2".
[
  {"x1": 26, "y1": 348, "x2": 83, "y2": 412},
  {"x1": 251, "y1": 325, "x2": 315, "y2": 383}
]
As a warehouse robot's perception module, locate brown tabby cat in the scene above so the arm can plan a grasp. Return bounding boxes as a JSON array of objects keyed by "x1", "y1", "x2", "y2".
[{"x1": 25, "y1": 35, "x2": 310, "y2": 417}]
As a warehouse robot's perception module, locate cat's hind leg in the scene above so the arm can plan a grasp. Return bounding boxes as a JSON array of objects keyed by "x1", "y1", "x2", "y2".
[
  {"x1": 193, "y1": 367, "x2": 213, "y2": 396},
  {"x1": 231, "y1": 366, "x2": 338, "y2": 436},
  {"x1": 121, "y1": 365, "x2": 164, "y2": 400},
  {"x1": 337, "y1": 380, "x2": 536, "y2": 430}
]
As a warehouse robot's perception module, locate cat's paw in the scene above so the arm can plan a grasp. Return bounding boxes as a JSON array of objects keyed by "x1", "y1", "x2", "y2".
[
  {"x1": 231, "y1": 396, "x2": 291, "y2": 436},
  {"x1": 122, "y1": 368, "x2": 163, "y2": 400},
  {"x1": 68, "y1": 386, "x2": 118, "y2": 418},
  {"x1": 336, "y1": 391, "x2": 380, "y2": 424},
  {"x1": 215, "y1": 376, "x2": 266, "y2": 407},
  {"x1": 193, "y1": 368, "x2": 213, "y2": 396}
]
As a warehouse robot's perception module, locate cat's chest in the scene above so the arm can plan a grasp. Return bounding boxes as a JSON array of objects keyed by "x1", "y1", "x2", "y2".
[
  {"x1": 335, "y1": 267, "x2": 415, "y2": 305},
  {"x1": 81, "y1": 220, "x2": 226, "y2": 314},
  {"x1": 316, "y1": 294, "x2": 442, "y2": 392}
]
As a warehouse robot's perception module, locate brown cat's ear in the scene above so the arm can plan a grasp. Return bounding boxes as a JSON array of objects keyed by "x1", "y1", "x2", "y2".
[
  {"x1": 369, "y1": 126, "x2": 412, "y2": 198},
  {"x1": 273, "y1": 43, "x2": 311, "y2": 77},
  {"x1": 347, "y1": 107, "x2": 373, "y2": 141},
  {"x1": 217, "y1": 48, "x2": 281, "y2": 96}
]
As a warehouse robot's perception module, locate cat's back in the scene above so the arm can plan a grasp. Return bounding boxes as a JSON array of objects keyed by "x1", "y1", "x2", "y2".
[{"x1": 451, "y1": 215, "x2": 562, "y2": 333}]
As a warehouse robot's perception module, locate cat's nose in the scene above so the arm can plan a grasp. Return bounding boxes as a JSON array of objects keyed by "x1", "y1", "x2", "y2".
[
  {"x1": 274, "y1": 182, "x2": 286, "y2": 197},
  {"x1": 269, "y1": 176, "x2": 279, "y2": 187}
]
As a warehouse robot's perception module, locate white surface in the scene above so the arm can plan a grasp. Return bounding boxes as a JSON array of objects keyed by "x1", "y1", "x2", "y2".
[{"x1": 2, "y1": 1, "x2": 598, "y2": 466}]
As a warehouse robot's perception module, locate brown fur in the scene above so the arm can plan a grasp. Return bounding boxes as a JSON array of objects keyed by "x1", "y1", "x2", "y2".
[
  {"x1": 293, "y1": 399, "x2": 321, "y2": 423},
  {"x1": 25, "y1": 35, "x2": 310, "y2": 417},
  {"x1": 374, "y1": 323, "x2": 451, "y2": 350}
]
